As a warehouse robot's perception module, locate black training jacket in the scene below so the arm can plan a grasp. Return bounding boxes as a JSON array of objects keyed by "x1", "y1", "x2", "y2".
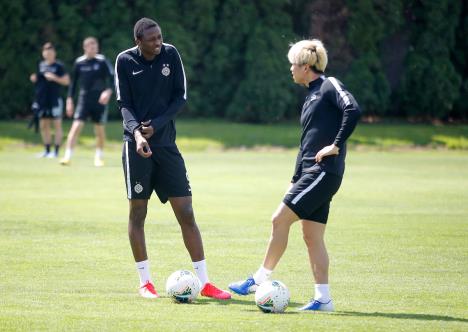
[
  {"x1": 115, "y1": 44, "x2": 186, "y2": 146},
  {"x1": 68, "y1": 54, "x2": 114, "y2": 103},
  {"x1": 292, "y1": 76, "x2": 361, "y2": 180}
]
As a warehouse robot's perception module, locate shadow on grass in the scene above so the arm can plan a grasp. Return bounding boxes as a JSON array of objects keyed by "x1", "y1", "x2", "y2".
[
  {"x1": 335, "y1": 310, "x2": 468, "y2": 323},
  {"x1": 197, "y1": 297, "x2": 303, "y2": 308}
]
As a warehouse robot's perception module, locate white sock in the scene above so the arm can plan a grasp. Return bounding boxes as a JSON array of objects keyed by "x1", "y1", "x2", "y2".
[
  {"x1": 64, "y1": 148, "x2": 73, "y2": 160},
  {"x1": 193, "y1": 259, "x2": 209, "y2": 286},
  {"x1": 253, "y1": 265, "x2": 272, "y2": 284},
  {"x1": 136, "y1": 259, "x2": 152, "y2": 286},
  {"x1": 95, "y1": 148, "x2": 103, "y2": 159},
  {"x1": 314, "y1": 284, "x2": 331, "y2": 302}
]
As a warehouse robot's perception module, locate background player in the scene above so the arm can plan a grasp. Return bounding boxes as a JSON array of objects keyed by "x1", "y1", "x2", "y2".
[
  {"x1": 115, "y1": 17, "x2": 231, "y2": 300},
  {"x1": 229, "y1": 39, "x2": 361, "y2": 312},
  {"x1": 60, "y1": 37, "x2": 113, "y2": 167},
  {"x1": 30, "y1": 42, "x2": 70, "y2": 158}
]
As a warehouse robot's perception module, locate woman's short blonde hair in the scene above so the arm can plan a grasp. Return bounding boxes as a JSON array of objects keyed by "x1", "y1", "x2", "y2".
[{"x1": 287, "y1": 39, "x2": 328, "y2": 73}]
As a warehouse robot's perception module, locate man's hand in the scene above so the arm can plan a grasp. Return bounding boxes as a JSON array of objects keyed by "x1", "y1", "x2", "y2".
[
  {"x1": 44, "y1": 72, "x2": 58, "y2": 82},
  {"x1": 98, "y1": 89, "x2": 113, "y2": 105},
  {"x1": 315, "y1": 144, "x2": 339, "y2": 163},
  {"x1": 135, "y1": 130, "x2": 152, "y2": 158},
  {"x1": 140, "y1": 120, "x2": 154, "y2": 139},
  {"x1": 66, "y1": 97, "x2": 74, "y2": 118},
  {"x1": 30, "y1": 73, "x2": 37, "y2": 83}
]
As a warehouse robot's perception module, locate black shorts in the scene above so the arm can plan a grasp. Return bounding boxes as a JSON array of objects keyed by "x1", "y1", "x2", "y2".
[
  {"x1": 38, "y1": 99, "x2": 63, "y2": 119},
  {"x1": 122, "y1": 142, "x2": 192, "y2": 203},
  {"x1": 74, "y1": 101, "x2": 107, "y2": 124},
  {"x1": 283, "y1": 171, "x2": 342, "y2": 224}
]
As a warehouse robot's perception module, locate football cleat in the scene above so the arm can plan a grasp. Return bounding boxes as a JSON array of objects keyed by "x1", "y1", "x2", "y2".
[
  {"x1": 298, "y1": 299, "x2": 334, "y2": 312},
  {"x1": 200, "y1": 282, "x2": 231, "y2": 300},
  {"x1": 94, "y1": 158, "x2": 104, "y2": 167},
  {"x1": 139, "y1": 281, "x2": 159, "y2": 299},
  {"x1": 59, "y1": 158, "x2": 71, "y2": 166},
  {"x1": 46, "y1": 152, "x2": 58, "y2": 159},
  {"x1": 36, "y1": 151, "x2": 49, "y2": 158},
  {"x1": 228, "y1": 276, "x2": 258, "y2": 295}
]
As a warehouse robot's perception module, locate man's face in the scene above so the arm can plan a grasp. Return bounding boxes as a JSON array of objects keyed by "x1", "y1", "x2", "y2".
[
  {"x1": 42, "y1": 46, "x2": 56, "y2": 62},
  {"x1": 137, "y1": 26, "x2": 163, "y2": 57},
  {"x1": 83, "y1": 39, "x2": 99, "y2": 57}
]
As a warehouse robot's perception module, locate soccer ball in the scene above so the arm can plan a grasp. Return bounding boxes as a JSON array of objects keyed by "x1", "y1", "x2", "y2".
[
  {"x1": 166, "y1": 270, "x2": 201, "y2": 303},
  {"x1": 255, "y1": 280, "x2": 290, "y2": 313}
]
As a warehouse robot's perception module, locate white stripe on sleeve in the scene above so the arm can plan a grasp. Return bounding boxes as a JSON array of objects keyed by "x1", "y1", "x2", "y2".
[{"x1": 328, "y1": 77, "x2": 351, "y2": 107}]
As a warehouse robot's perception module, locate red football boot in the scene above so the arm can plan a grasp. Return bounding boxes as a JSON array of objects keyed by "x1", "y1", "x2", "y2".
[
  {"x1": 139, "y1": 281, "x2": 159, "y2": 299},
  {"x1": 201, "y1": 282, "x2": 232, "y2": 300}
]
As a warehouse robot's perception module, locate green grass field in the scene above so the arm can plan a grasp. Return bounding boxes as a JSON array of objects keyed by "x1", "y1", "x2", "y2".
[{"x1": 0, "y1": 121, "x2": 467, "y2": 331}]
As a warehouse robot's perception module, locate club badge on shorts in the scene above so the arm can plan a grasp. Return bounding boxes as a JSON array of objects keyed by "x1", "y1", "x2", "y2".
[
  {"x1": 134, "y1": 182, "x2": 143, "y2": 194},
  {"x1": 162, "y1": 64, "x2": 170, "y2": 76}
]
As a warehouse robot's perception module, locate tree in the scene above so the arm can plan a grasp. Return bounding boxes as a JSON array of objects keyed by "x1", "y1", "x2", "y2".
[
  {"x1": 399, "y1": 0, "x2": 462, "y2": 119},
  {"x1": 226, "y1": 0, "x2": 296, "y2": 122}
]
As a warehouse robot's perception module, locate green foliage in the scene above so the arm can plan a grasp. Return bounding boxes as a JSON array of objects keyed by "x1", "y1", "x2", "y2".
[
  {"x1": 400, "y1": 0, "x2": 462, "y2": 119},
  {"x1": 226, "y1": 0, "x2": 295, "y2": 122},
  {"x1": 0, "y1": 0, "x2": 466, "y2": 121},
  {"x1": 345, "y1": 0, "x2": 402, "y2": 116}
]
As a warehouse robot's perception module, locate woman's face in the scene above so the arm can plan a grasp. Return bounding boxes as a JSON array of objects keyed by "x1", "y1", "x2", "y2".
[{"x1": 290, "y1": 63, "x2": 308, "y2": 85}]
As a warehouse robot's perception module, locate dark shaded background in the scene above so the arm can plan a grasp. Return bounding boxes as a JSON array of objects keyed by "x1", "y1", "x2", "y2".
[{"x1": 0, "y1": 0, "x2": 466, "y2": 122}]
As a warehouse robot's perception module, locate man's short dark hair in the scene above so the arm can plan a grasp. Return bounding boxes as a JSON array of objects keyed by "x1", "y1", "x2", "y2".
[
  {"x1": 42, "y1": 42, "x2": 54, "y2": 50},
  {"x1": 134, "y1": 18, "x2": 159, "y2": 40}
]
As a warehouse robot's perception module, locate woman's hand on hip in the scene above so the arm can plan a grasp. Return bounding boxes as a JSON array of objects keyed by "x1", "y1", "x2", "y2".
[{"x1": 315, "y1": 144, "x2": 339, "y2": 163}]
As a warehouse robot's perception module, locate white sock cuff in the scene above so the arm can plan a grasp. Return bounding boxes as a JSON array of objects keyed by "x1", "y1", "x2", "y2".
[
  {"x1": 253, "y1": 265, "x2": 273, "y2": 284},
  {"x1": 314, "y1": 284, "x2": 331, "y2": 302},
  {"x1": 192, "y1": 259, "x2": 209, "y2": 286},
  {"x1": 136, "y1": 259, "x2": 151, "y2": 285},
  {"x1": 136, "y1": 259, "x2": 149, "y2": 269},
  {"x1": 95, "y1": 148, "x2": 103, "y2": 158}
]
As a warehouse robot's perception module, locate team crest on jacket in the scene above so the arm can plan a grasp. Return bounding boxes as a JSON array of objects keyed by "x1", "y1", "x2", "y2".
[{"x1": 162, "y1": 64, "x2": 170, "y2": 76}]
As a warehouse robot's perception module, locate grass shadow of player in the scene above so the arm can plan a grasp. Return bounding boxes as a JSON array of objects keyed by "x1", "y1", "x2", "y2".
[
  {"x1": 197, "y1": 297, "x2": 303, "y2": 307},
  {"x1": 334, "y1": 311, "x2": 468, "y2": 323}
]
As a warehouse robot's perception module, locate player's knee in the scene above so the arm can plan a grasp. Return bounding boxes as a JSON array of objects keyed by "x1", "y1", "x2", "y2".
[
  {"x1": 129, "y1": 204, "x2": 147, "y2": 227},
  {"x1": 177, "y1": 204, "x2": 195, "y2": 227},
  {"x1": 303, "y1": 233, "x2": 315, "y2": 247},
  {"x1": 271, "y1": 213, "x2": 287, "y2": 230}
]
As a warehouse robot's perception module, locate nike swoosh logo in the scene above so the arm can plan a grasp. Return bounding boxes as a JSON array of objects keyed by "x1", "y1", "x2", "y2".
[{"x1": 132, "y1": 70, "x2": 143, "y2": 76}]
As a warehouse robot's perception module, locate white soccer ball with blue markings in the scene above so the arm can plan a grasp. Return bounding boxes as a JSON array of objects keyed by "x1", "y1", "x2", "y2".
[
  {"x1": 166, "y1": 270, "x2": 200, "y2": 303},
  {"x1": 255, "y1": 280, "x2": 290, "y2": 313}
]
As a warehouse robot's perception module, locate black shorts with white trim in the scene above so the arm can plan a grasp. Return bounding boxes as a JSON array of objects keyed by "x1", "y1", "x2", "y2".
[
  {"x1": 283, "y1": 171, "x2": 342, "y2": 224},
  {"x1": 122, "y1": 141, "x2": 191, "y2": 203},
  {"x1": 74, "y1": 99, "x2": 107, "y2": 124}
]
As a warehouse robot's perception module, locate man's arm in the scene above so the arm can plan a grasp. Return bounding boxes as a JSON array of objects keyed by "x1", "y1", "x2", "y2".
[
  {"x1": 115, "y1": 54, "x2": 140, "y2": 135},
  {"x1": 149, "y1": 47, "x2": 187, "y2": 131},
  {"x1": 67, "y1": 61, "x2": 79, "y2": 99},
  {"x1": 98, "y1": 58, "x2": 114, "y2": 105},
  {"x1": 315, "y1": 78, "x2": 361, "y2": 162},
  {"x1": 327, "y1": 77, "x2": 361, "y2": 149}
]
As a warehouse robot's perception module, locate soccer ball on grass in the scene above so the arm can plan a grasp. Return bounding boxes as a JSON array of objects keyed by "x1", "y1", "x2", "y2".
[
  {"x1": 255, "y1": 280, "x2": 290, "y2": 313},
  {"x1": 166, "y1": 270, "x2": 201, "y2": 303}
]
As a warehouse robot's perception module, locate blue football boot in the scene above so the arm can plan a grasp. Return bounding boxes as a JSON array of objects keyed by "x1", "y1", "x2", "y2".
[
  {"x1": 228, "y1": 276, "x2": 258, "y2": 295},
  {"x1": 298, "y1": 299, "x2": 334, "y2": 312}
]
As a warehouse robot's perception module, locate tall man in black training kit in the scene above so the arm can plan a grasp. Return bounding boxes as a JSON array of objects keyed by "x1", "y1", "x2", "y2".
[
  {"x1": 60, "y1": 37, "x2": 114, "y2": 167},
  {"x1": 115, "y1": 17, "x2": 231, "y2": 300}
]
